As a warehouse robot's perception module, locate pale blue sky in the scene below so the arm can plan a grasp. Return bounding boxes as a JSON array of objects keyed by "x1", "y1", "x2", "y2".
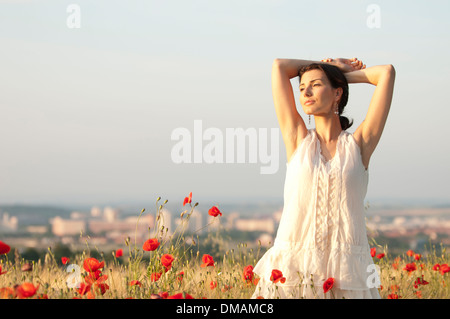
[{"x1": 0, "y1": 0, "x2": 449, "y2": 209}]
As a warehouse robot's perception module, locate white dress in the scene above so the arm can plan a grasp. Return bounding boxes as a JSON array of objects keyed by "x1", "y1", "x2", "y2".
[{"x1": 252, "y1": 128, "x2": 381, "y2": 299}]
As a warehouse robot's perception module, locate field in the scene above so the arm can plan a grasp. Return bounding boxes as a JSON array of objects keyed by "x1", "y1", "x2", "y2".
[{"x1": 1, "y1": 196, "x2": 450, "y2": 299}]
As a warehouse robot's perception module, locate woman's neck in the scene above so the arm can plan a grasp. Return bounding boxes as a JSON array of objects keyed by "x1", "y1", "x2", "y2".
[{"x1": 314, "y1": 116, "x2": 342, "y2": 143}]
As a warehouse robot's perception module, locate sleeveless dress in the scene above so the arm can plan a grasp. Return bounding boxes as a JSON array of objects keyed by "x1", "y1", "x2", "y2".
[{"x1": 251, "y1": 128, "x2": 381, "y2": 299}]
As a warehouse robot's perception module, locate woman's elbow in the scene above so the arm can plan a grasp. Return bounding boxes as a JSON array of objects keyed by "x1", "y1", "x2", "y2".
[
  {"x1": 272, "y1": 58, "x2": 284, "y2": 70},
  {"x1": 385, "y1": 64, "x2": 396, "y2": 77}
]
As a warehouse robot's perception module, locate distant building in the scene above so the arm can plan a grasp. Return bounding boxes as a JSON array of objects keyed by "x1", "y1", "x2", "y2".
[
  {"x1": 91, "y1": 206, "x2": 102, "y2": 218},
  {"x1": 234, "y1": 217, "x2": 275, "y2": 233},
  {"x1": 88, "y1": 214, "x2": 154, "y2": 235},
  {"x1": 70, "y1": 211, "x2": 87, "y2": 219},
  {"x1": 155, "y1": 208, "x2": 172, "y2": 235},
  {"x1": 50, "y1": 216, "x2": 86, "y2": 237},
  {"x1": 103, "y1": 207, "x2": 119, "y2": 222},
  {"x1": 174, "y1": 209, "x2": 203, "y2": 234},
  {"x1": 0, "y1": 212, "x2": 18, "y2": 232},
  {"x1": 225, "y1": 211, "x2": 240, "y2": 230},
  {"x1": 26, "y1": 225, "x2": 48, "y2": 234}
]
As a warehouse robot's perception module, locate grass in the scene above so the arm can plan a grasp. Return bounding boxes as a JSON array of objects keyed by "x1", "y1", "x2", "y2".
[{"x1": 1, "y1": 196, "x2": 450, "y2": 299}]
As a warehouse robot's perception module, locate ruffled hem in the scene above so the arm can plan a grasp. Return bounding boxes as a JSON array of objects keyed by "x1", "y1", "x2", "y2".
[
  {"x1": 252, "y1": 240, "x2": 380, "y2": 291},
  {"x1": 251, "y1": 278, "x2": 381, "y2": 299}
]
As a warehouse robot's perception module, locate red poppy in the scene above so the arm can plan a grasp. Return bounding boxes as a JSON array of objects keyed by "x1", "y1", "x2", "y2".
[
  {"x1": 433, "y1": 263, "x2": 441, "y2": 271},
  {"x1": 208, "y1": 206, "x2": 222, "y2": 217},
  {"x1": 61, "y1": 257, "x2": 70, "y2": 265},
  {"x1": 167, "y1": 292, "x2": 194, "y2": 299},
  {"x1": 200, "y1": 254, "x2": 215, "y2": 267},
  {"x1": 403, "y1": 262, "x2": 417, "y2": 273},
  {"x1": 143, "y1": 238, "x2": 160, "y2": 252},
  {"x1": 0, "y1": 241, "x2": 10, "y2": 255},
  {"x1": 370, "y1": 247, "x2": 376, "y2": 258},
  {"x1": 406, "y1": 250, "x2": 415, "y2": 257},
  {"x1": 221, "y1": 285, "x2": 232, "y2": 292},
  {"x1": 84, "y1": 272, "x2": 108, "y2": 299},
  {"x1": 159, "y1": 291, "x2": 169, "y2": 299},
  {"x1": 83, "y1": 258, "x2": 104, "y2": 273},
  {"x1": 392, "y1": 257, "x2": 401, "y2": 270},
  {"x1": 414, "y1": 253, "x2": 421, "y2": 261},
  {"x1": 177, "y1": 271, "x2": 184, "y2": 282},
  {"x1": 376, "y1": 253, "x2": 385, "y2": 259},
  {"x1": 21, "y1": 263, "x2": 32, "y2": 272},
  {"x1": 94, "y1": 283, "x2": 109, "y2": 295},
  {"x1": 183, "y1": 192, "x2": 192, "y2": 206},
  {"x1": 85, "y1": 270, "x2": 108, "y2": 284},
  {"x1": 388, "y1": 293, "x2": 400, "y2": 299},
  {"x1": 390, "y1": 284, "x2": 399, "y2": 292},
  {"x1": 115, "y1": 249, "x2": 123, "y2": 258},
  {"x1": 0, "y1": 265, "x2": 7, "y2": 275},
  {"x1": 16, "y1": 282, "x2": 39, "y2": 299},
  {"x1": 81, "y1": 271, "x2": 109, "y2": 296},
  {"x1": 323, "y1": 277, "x2": 335, "y2": 294},
  {"x1": 270, "y1": 269, "x2": 286, "y2": 284},
  {"x1": 440, "y1": 264, "x2": 450, "y2": 275},
  {"x1": 129, "y1": 280, "x2": 142, "y2": 287},
  {"x1": 161, "y1": 254, "x2": 175, "y2": 271},
  {"x1": 151, "y1": 272, "x2": 162, "y2": 282},
  {"x1": 0, "y1": 287, "x2": 15, "y2": 299},
  {"x1": 77, "y1": 282, "x2": 91, "y2": 296},
  {"x1": 242, "y1": 265, "x2": 254, "y2": 283},
  {"x1": 414, "y1": 275, "x2": 429, "y2": 289},
  {"x1": 210, "y1": 281, "x2": 217, "y2": 290}
]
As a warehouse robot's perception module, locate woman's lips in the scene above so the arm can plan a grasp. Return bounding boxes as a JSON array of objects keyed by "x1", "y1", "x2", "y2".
[{"x1": 304, "y1": 100, "x2": 315, "y2": 105}]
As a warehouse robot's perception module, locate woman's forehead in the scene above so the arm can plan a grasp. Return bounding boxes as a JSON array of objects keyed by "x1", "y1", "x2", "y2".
[{"x1": 300, "y1": 69, "x2": 327, "y2": 86}]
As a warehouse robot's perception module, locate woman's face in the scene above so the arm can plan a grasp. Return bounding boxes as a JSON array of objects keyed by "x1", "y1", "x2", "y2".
[{"x1": 299, "y1": 69, "x2": 340, "y2": 117}]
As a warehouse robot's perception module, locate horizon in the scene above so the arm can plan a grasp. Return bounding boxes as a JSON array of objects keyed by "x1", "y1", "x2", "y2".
[{"x1": 1, "y1": 196, "x2": 450, "y2": 213}]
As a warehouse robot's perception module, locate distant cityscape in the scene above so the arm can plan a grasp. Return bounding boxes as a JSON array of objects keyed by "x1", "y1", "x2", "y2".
[
  {"x1": 0, "y1": 203, "x2": 282, "y2": 253},
  {"x1": 1, "y1": 201, "x2": 450, "y2": 256}
]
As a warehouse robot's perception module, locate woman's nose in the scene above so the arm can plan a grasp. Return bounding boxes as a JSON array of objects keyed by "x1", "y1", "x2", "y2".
[{"x1": 303, "y1": 87, "x2": 312, "y2": 97}]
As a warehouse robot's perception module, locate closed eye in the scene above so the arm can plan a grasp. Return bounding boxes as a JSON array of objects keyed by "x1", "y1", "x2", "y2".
[{"x1": 300, "y1": 83, "x2": 320, "y2": 91}]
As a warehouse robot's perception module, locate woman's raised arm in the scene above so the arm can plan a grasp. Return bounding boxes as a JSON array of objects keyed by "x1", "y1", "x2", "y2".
[
  {"x1": 345, "y1": 64, "x2": 396, "y2": 166},
  {"x1": 271, "y1": 58, "x2": 319, "y2": 161}
]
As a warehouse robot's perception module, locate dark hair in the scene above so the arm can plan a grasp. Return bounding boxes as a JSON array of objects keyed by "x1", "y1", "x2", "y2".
[{"x1": 298, "y1": 63, "x2": 353, "y2": 130}]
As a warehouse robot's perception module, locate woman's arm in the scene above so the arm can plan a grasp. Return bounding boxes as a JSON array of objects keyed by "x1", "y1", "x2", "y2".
[
  {"x1": 345, "y1": 65, "x2": 396, "y2": 156},
  {"x1": 274, "y1": 58, "x2": 322, "y2": 79},
  {"x1": 271, "y1": 59, "x2": 319, "y2": 161}
]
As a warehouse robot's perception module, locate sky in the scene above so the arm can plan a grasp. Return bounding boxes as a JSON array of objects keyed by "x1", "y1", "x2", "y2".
[{"x1": 0, "y1": 0, "x2": 449, "y2": 210}]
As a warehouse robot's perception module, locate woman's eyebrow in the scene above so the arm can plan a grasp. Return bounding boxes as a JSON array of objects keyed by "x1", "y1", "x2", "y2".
[{"x1": 299, "y1": 78, "x2": 322, "y2": 86}]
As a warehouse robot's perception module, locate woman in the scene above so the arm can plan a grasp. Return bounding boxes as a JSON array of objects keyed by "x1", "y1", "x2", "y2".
[{"x1": 251, "y1": 57, "x2": 395, "y2": 299}]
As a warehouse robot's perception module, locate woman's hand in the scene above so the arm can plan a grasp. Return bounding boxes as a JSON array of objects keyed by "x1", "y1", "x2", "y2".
[{"x1": 321, "y1": 57, "x2": 366, "y2": 73}]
